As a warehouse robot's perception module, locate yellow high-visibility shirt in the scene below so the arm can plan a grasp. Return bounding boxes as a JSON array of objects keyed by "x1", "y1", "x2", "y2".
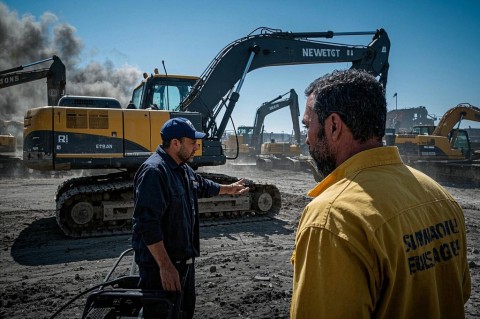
[{"x1": 291, "y1": 146, "x2": 471, "y2": 319}]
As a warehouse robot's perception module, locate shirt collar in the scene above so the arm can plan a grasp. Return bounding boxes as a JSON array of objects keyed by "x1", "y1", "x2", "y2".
[
  {"x1": 307, "y1": 146, "x2": 403, "y2": 197},
  {"x1": 156, "y1": 145, "x2": 183, "y2": 170}
]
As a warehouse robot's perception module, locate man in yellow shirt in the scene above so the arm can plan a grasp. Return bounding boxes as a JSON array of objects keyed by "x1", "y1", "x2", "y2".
[{"x1": 290, "y1": 69, "x2": 471, "y2": 318}]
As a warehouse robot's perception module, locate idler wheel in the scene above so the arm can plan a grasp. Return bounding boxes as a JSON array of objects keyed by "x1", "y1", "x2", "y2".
[
  {"x1": 70, "y1": 202, "x2": 94, "y2": 225},
  {"x1": 253, "y1": 191, "x2": 273, "y2": 212}
]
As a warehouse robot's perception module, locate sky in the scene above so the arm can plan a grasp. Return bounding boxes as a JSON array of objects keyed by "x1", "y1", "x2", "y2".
[{"x1": 1, "y1": 0, "x2": 480, "y2": 133}]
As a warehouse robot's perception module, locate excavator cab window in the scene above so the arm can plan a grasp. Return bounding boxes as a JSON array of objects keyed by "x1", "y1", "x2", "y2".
[
  {"x1": 238, "y1": 126, "x2": 254, "y2": 136},
  {"x1": 450, "y1": 130, "x2": 471, "y2": 153},
  {"x1": 130, "y1": 86, "x2": 144, "y2": 109},
  {"x1": 151, "y1": 81, "x2": 195, "y2": 111},
  {"x1": 135, "y1": 77, "x2": 197, "y2": 111}
]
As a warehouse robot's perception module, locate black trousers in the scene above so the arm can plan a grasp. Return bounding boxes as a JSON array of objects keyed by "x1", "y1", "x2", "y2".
[{"x1": 138, "y1": 260, "x2": 195, "y2": 319}]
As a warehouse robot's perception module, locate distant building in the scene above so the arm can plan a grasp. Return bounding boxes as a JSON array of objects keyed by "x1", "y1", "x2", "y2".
[{"x1": 386, "y1": 106, "x2": 436, "y2": 133}]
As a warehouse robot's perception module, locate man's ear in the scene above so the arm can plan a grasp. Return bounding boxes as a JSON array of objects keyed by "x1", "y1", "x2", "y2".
[
  {"x1": 171, "y1": 138, "x2": 181, "y2": 148},
  {"x1": 329, "y1": 113, "x2": 343, "y2": 141}
]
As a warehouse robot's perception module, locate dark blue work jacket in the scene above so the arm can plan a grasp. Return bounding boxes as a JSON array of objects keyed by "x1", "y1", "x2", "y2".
[{"x1": 132, "y1": 145, "x2": 220, "y2": 267}]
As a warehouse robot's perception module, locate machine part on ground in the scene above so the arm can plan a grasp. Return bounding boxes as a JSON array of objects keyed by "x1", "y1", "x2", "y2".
[
  {"x1": 50, "y1": 248, "x2": 180, "y2": 319},
  {"x1": 23, "y1": 27, "x2": 390, "y2": 237},
  {"x1": 394, "y1": 103, "x2": 480, "y2": 186}
]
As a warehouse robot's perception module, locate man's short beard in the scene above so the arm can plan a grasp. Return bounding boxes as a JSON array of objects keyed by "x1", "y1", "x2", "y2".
[
  {"x1": 178, "y1": 144, "x2": 195, "y2": 164},
  {"x1": 310, "y1": 127, "x2": 336, "y2": 177}
]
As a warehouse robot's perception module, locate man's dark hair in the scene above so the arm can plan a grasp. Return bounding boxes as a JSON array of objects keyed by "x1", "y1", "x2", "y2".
[
  {"x1": 162, "y1": 139, "x2": 172, "y2": 148},
  {"x1": 304, "y1": 69, "x2": 386, "y2": 142}
]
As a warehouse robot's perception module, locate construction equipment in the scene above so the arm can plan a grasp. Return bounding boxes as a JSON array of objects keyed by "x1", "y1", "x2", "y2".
[
  {"x1": 225, "y1": 89, "x2": 312, "y2": 172},
  {"x1": 224, "y1": 89, "x2": 301, "y2": 159},
  {"x1": 0, "y1": 120, "x2": 26, "y2": 175},
  {"x1": 49, "y1": 248, "x2": 182, "y2": 318},
  {"x1": 0, "y1": 56, "x2": 66, "y2": 174},
  {"x1": 394, "y1": 103, "x2": 480, "y2": 185},
  {"x1": 0, "y1": 120, "x2": 17, "y2": 153},
  {"x1": 395, "y1": 104, "x2": 480, "y2": 161},
  {"x1": 23, "y1": 27, "x2": 390, "y2": 237},
  {"x1": 0, "y1": 55, "x2": 66, "y2": 106}
]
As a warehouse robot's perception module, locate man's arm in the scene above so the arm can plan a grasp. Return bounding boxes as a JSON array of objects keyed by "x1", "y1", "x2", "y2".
[{"x1": 147, "y1": 241, "x2": 181, "y2": 291}]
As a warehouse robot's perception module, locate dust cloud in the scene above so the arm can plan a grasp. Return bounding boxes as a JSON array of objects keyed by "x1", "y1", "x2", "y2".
[{"x1": 0, "y1": 3, "x2": 142, "y2": 121}]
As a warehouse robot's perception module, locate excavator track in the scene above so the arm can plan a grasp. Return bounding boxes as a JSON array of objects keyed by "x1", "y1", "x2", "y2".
[
  {"x1": 56, "y1": 171, "x2": 135, "y2": 238},
  {"x1": 55, "y1": 171, "x2": 282, "y2": 238}
]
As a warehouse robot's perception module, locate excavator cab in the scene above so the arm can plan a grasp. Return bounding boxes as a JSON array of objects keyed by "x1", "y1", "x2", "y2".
[
  {"x1": 130, "y1": 73, "x2": 199, "y2": 111},
  {"x1": 449, "y1": 129, "x2": 472, "y2": 159},
  {"x1": 237, "y1": 126, "x2": 255, "y2": 145}
]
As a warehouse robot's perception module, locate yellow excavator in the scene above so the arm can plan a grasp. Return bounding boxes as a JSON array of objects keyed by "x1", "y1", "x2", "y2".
[
  {"x1": 23, "y1": 27, "x2": 390, "y2": 237},
  {"x1": 394, "y1": 103, "x2": 480, "y2": 161},
  {"x1": 0, "y1": 120, "x2": 17, "y2": 153},
  {"x1": 394, "y1": 103, "x2": 480, "y2": 185}
]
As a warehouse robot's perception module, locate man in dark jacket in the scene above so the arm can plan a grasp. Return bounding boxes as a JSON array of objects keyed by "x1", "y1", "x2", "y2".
[{"x1": 132, "y1": 117, "x2": 248, "y2": 318}]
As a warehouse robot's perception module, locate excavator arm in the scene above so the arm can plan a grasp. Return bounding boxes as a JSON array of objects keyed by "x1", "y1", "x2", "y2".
[
  {"x1": 432, "y1": 103, "x2": 480, "y2": 150},
  {"x1": 433, "y1": 103, "x2": 480, "y2": 137},
  {"x1": 0, "y1": 56, "x2": 66, "y2": 106},
  {"x1": 181, "y1": 28, "x2": 390, "y2": 140},
  {"x1": 252, "y1": 89, "x2": 300, "y2": 151}
]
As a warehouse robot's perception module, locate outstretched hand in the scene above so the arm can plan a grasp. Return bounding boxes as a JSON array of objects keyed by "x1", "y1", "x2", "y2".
[{"x1": 220, "y1": 178, "x2": 250, "y2": 195}]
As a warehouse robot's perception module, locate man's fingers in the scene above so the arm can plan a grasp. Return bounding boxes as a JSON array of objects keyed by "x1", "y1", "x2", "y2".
[{"x1": 160, "y1": 268, "x2": 181, "y2": 291}]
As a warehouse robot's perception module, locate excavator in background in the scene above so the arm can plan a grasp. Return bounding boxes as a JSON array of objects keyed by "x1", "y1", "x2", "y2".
[
  {"x1": 23, "y1": 27, "x2": 390, "y2": 237},
  {"x1": 223, "y1": 88, "x2": 313, "y2": 171},
  {"x1": 0, "y1": 55, "x2": 66, "y2": 106},
  {"x1": 393, "y1": 103, "x2": 480, "y2": 184},
  {"x1": 0, "y1": 56, "x2": 66, "y2": 173},
  {"x1": 0, "y1": 120, "x2": 17, "y2": 153},
  {"x1": 224, "y1": 89, "x2": 301, "y2": 158}
]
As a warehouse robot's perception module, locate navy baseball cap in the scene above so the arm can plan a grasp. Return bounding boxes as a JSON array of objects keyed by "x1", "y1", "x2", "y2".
[{"x1": 161, "y1": 117, "x2": 206, "y2": 140}]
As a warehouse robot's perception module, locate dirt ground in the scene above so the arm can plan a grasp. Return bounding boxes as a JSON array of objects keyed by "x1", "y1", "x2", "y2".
[{"x1": 0, "y1": 164, "x2": 479, "y2": 318}]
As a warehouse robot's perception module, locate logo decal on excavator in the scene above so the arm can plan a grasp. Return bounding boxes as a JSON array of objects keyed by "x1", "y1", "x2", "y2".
[
  {"x1": 302, "y1": 48, "x2": 341, "y2": 58},
  {"x1": 268, "y1": 103, "x2": 282, "y2": 111},
  {"x1": 58, "y1": 135, "x2": 68, "y2": 143},
  {"x1": 0, "y1": 75, "x2": 20, "y2": 85}
]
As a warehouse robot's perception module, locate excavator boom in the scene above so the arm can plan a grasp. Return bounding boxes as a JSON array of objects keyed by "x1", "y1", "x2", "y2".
[
  {"x1": 0, "y1": 56, "x2": 66, "y2": 106},
  {"x1": 182, "y1": 28, "x2": 390, "y2": 140},
  {"x1": 433, "y1": 103, "x2": 480, "y2": 137}
]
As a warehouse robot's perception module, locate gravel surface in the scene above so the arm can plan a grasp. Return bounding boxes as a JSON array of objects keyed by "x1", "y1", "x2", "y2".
[{"x1": 0, "y1": 164, "x2": 478, "y2": 318}]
